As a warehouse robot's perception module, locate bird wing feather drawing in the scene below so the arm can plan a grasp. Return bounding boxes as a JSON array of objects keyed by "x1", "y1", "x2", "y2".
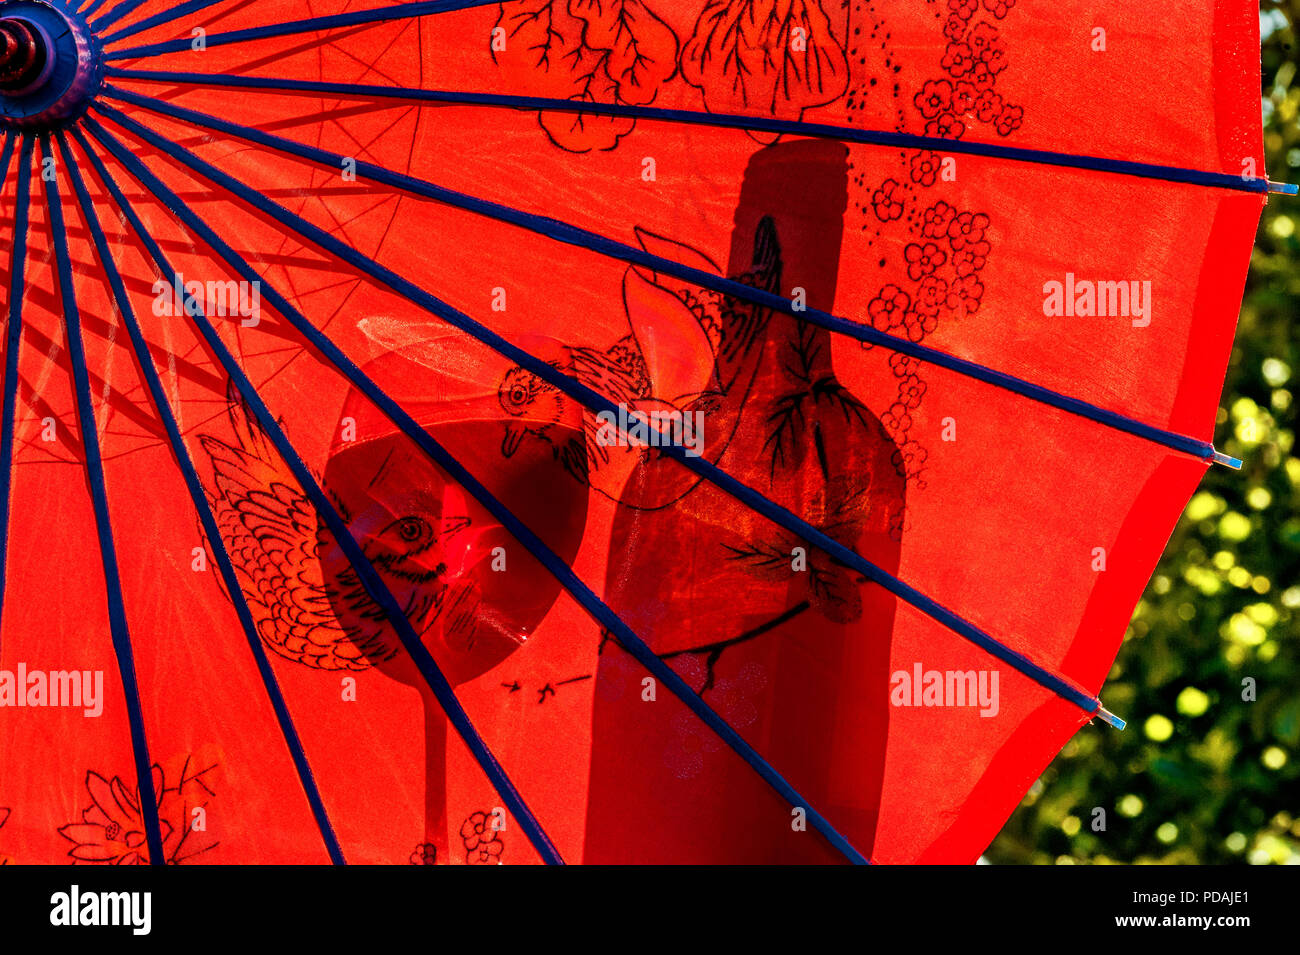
[
  {"x1": 198, "y1": 386, "x2": 396, "y2": 671},
  {"x1": 495, "y1": 219, "x2": 783, "y2": 503}
]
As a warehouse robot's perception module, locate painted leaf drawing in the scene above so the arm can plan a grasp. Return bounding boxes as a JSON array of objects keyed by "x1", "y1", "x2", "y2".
[
  {"x1": 681, "y1": 0, "x2": 849, "y2": 119},
  {"x1": 570, "y1": 0, "x2": 679, "y2": 106},
  {"x1": 493, "y1": 0, "x2": 677, "y2": 151}
]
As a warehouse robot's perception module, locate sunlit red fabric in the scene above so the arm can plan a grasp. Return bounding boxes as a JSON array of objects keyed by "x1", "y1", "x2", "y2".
[{"x1": 0, "y1": 0, "x2": 1267, "y2": 864}]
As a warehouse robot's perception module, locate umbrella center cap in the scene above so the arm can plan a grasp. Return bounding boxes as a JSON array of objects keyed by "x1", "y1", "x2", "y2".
[{"x1": 0, "y1": 1, "x2": 101, "y2": 130}]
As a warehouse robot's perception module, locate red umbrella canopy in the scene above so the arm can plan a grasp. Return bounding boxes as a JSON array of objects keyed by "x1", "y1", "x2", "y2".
[{"x1": 0, "y1": 0, "x2": 1283, "y2": 864}]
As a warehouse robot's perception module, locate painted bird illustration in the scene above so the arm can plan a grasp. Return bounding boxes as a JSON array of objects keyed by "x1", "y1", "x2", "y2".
[
  {"x1": 198, "y1": 369, "x2": 584, "y2": 863},
  {"x1": 198, "y1": 384, "x2": 484, "y2": 674},
  {"x1": 496, "y1": 217, "x2": 783, "y2": 497}
]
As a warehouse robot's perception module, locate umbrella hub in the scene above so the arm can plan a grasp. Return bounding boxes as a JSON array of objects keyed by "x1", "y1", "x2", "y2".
[{"x1": 0, "y1": 1, "x2": 101, "y2": 130}]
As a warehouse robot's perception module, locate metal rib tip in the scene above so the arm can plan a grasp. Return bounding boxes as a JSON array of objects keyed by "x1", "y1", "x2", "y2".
[
  {"x1": 1212, "y1": 449, "x2": 1243, "y2": 469},
  {"x1": 1266, "y1": 180, "x2": 1299, "y2": 195},
  {"x1": 1096, "y1": 705, "x2": 1126, "y2": 730}
]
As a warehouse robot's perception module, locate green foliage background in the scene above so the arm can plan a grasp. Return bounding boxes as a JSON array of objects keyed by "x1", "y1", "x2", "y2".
[{"x1": 987, "y1": 3, "x2": 1300, "y2": 865}]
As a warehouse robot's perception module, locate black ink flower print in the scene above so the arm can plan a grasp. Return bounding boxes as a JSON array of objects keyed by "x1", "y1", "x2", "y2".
[
  {"x1": 58, "y1": 756, "x2": 220, "y2": 865},
  {"x1": 410, "y1": 842, "x2": 438, "y2": 865},
  {"x1": 461, "y1": 810, "x2": 505, "y2": 864}
]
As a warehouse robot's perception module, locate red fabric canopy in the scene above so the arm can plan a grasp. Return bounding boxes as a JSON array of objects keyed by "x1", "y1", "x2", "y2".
[{"x1": 0, "y1": 0, "x2": 1267, "y2": 864}]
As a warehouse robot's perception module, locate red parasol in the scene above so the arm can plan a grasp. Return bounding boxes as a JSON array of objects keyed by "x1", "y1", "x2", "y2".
[{"x1": 0, "y1": 0, "x2": 1288, "y2": 864}]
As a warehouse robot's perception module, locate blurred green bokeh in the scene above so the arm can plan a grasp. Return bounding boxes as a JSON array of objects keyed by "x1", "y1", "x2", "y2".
[{"x1": 987, "y1": 2, "x2": 1300, "y2": 865}]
